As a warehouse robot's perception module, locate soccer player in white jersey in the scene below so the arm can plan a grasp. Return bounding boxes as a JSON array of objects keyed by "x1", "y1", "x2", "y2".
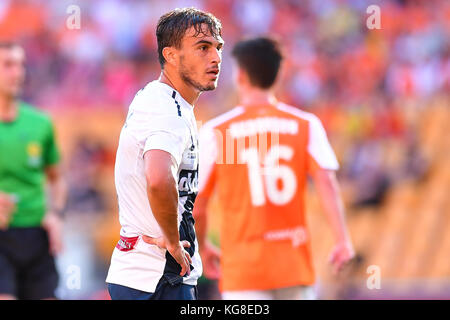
[{"x1": 106, "y1": 8, "x2": 224, "y2": 300}]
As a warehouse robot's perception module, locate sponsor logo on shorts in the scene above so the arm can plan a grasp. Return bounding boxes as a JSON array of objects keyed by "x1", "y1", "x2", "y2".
[{"x1": 116, "y1": 235, "x2": 139, "y2": 252}]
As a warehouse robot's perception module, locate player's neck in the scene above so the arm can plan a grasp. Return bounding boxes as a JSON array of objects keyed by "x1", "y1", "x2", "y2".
[
  {"x1": 240, "y1": 87, "x2": 277, "y2": 108},
  {"x1": 0, "y1": 95, "x2": 18, "y2": 122},
  {"x1": 159, "y1": 71, "x2": 199, "y2": 106}
]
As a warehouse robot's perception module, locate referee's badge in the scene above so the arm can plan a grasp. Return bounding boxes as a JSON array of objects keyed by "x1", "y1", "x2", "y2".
[{"x1": 26, "y1": 142, "x2": 42, "y2": 167}]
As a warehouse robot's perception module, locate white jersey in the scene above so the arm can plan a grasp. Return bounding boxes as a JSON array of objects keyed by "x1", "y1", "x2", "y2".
[{"x1": 106, "y1": 80, "x2": 202, "y2": 293}]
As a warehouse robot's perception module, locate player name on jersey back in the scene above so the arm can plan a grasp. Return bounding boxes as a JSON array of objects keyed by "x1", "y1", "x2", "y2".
[
  {"x1": 198, "y1": 102, "x2": 339, "y2": 291},
  {"x1": 229, "y1": 116, "x2": 298, "y2": 138}
]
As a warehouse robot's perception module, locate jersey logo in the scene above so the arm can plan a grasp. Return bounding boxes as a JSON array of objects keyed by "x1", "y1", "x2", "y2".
[
  {"x1": 178, "y1": 169, "x2": 198, "y2": 197},
  {"x1": 264, "y1": 226, "x2": 308, "y2": 248}
]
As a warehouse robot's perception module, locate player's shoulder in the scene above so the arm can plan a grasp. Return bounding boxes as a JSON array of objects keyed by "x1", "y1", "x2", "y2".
[
  {"x1": 274, "y1": 102, "x2": 322, "y2": 126},
  {"x1": 130, "y1": 80, "x2": 180, "y2": 117},
  {"x1": 201, "y1": 106, "x2": 246, "y2": 132},
  {"x1": 125, "y1": 81, "x2": 189, "y2": 139},
  {"x1": 19, "y1": 102, "x2": 53, "y2": 125}
]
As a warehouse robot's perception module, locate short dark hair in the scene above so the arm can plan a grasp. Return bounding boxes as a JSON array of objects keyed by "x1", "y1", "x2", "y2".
[
  {"x1": 156, "y1": 7, "x2": 222, "y2": 68},
  {"x1": 232, "y1": 37, "x2": 283, "y2": 89}
]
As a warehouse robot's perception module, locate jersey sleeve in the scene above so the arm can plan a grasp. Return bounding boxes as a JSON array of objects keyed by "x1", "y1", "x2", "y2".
[
  {"x1": 143, "y1": 114, "x2": 189, "y2": 168},
  {"x1": 307, "y1": 115, "x2": 339, "y2": 174},
  {"x1": 198, "y1": 124, "x2": 218, "y2": 198},
  {"x1": 129, "y1": 84, "x2": 190, "y2": 168},
  {"x1": 44, "y1": 119, "x2": 61, "y2": 166}
]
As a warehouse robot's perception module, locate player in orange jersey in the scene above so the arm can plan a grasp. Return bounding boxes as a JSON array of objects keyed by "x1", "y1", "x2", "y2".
[{"x1": 194, "y1": 37, "x2": 355, "y2": 300}]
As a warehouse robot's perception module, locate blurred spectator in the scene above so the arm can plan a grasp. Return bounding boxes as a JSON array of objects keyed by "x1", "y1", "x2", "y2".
[
  {"x1": 0, "y1": 0, "x2": 445, "y2": 111},
  {"x1": 66, "y1": 137, "x2": 107, "y2": 214}
]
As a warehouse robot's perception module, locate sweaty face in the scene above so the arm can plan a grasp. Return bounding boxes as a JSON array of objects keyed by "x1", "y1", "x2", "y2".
[
  {"x1": 177, "y1": 25, "x2": 223, "y2": 92},
  {"x1": 0, "y1": 47, "x2": 25, "y2": 98}
]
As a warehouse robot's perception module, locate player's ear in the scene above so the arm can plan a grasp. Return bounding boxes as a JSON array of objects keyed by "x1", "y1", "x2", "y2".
[{"x1": 162, "y1": 47, "x2": 178, "y2": 67}]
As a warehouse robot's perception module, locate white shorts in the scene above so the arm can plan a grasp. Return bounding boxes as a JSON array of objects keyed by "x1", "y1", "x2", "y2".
[{"x1": 222, "y1": 285, "x2": 316, "y2": 300}]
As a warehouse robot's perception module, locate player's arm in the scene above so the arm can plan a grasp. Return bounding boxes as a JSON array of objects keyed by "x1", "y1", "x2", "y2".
[
  {"x1": 306, "y1": 115, "x2": 354, "y2": 273},
  {"x1": 45, "y1": 165, "x2": 67, "y2": 217},
  {"x1": 0, "y1": 192, "x2": 16, "y2": 230},
  {"x1": 43, "y1": 164, "x2": 67, "y2": 255},
  {"x1": 143, "y1": 150, "x2": 192, "y2": 276},
  {"x1": 42, "y1": 119, "x2": 66, "y2": 254},
  {"x1": 311, "y1": 169, "x2": 355, "y2": 273}
]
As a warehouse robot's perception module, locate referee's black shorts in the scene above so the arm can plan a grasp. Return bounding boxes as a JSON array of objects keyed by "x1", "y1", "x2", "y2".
[{"x1": 0, "y1": 227, "x2": 59, "y2": 299}]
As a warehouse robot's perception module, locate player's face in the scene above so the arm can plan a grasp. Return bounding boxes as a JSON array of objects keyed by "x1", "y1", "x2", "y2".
[
  {"x1": 0, "y1": 47, "x2": 25, "y2": 98},
  {"x1": 177, "y1": 25, "x2": 223, "y2": 92}
]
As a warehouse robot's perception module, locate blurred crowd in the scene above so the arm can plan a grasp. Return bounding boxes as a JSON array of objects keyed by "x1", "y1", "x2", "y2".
[
  {"x1": 2, "y1": 0, "x2": 446, "y2": 206},
  {"x1": 1, "y1": 0, "x2": 448, "y2": 107},
  {"x1": 0, "y1": 0, "x2": 449, "y2": 298}
]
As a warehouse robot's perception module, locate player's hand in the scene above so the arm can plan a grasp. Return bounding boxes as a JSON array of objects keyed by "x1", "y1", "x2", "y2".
[
  {"x1": 0, "y1": 192, "x2": 16, "y2": 230},
  {"x1": 142, "y1": 235, "x2": 192, "y2": 277},
  {"x1": 201, "y1": 240, "x2": 221, "y2": 280},
  {"x1": 42, "y1": 212, "x2": 64, "y2": 255},
  {"x1": 329, "y1": 241, "x2": 355, "y2": 274}
]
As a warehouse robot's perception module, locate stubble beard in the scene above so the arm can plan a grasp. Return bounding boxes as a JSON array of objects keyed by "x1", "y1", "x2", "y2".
[{"x1": 179, "y1": 57, "x2": 216, "y2": 92}]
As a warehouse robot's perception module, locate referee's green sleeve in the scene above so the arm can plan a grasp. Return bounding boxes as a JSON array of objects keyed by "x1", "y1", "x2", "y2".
[{"x1": 44, "y1": 119, "x2": 61, "y2": 166}]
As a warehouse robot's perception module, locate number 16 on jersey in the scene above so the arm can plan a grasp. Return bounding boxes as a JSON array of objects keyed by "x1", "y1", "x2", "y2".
[{"x1": 240, "y1": 145, "x2": 297, "y2": 207}]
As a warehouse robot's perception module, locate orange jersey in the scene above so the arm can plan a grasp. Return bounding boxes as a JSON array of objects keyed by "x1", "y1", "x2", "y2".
[{"x1": 198, "y1": 102, "x2": 339, "y2": 292}]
